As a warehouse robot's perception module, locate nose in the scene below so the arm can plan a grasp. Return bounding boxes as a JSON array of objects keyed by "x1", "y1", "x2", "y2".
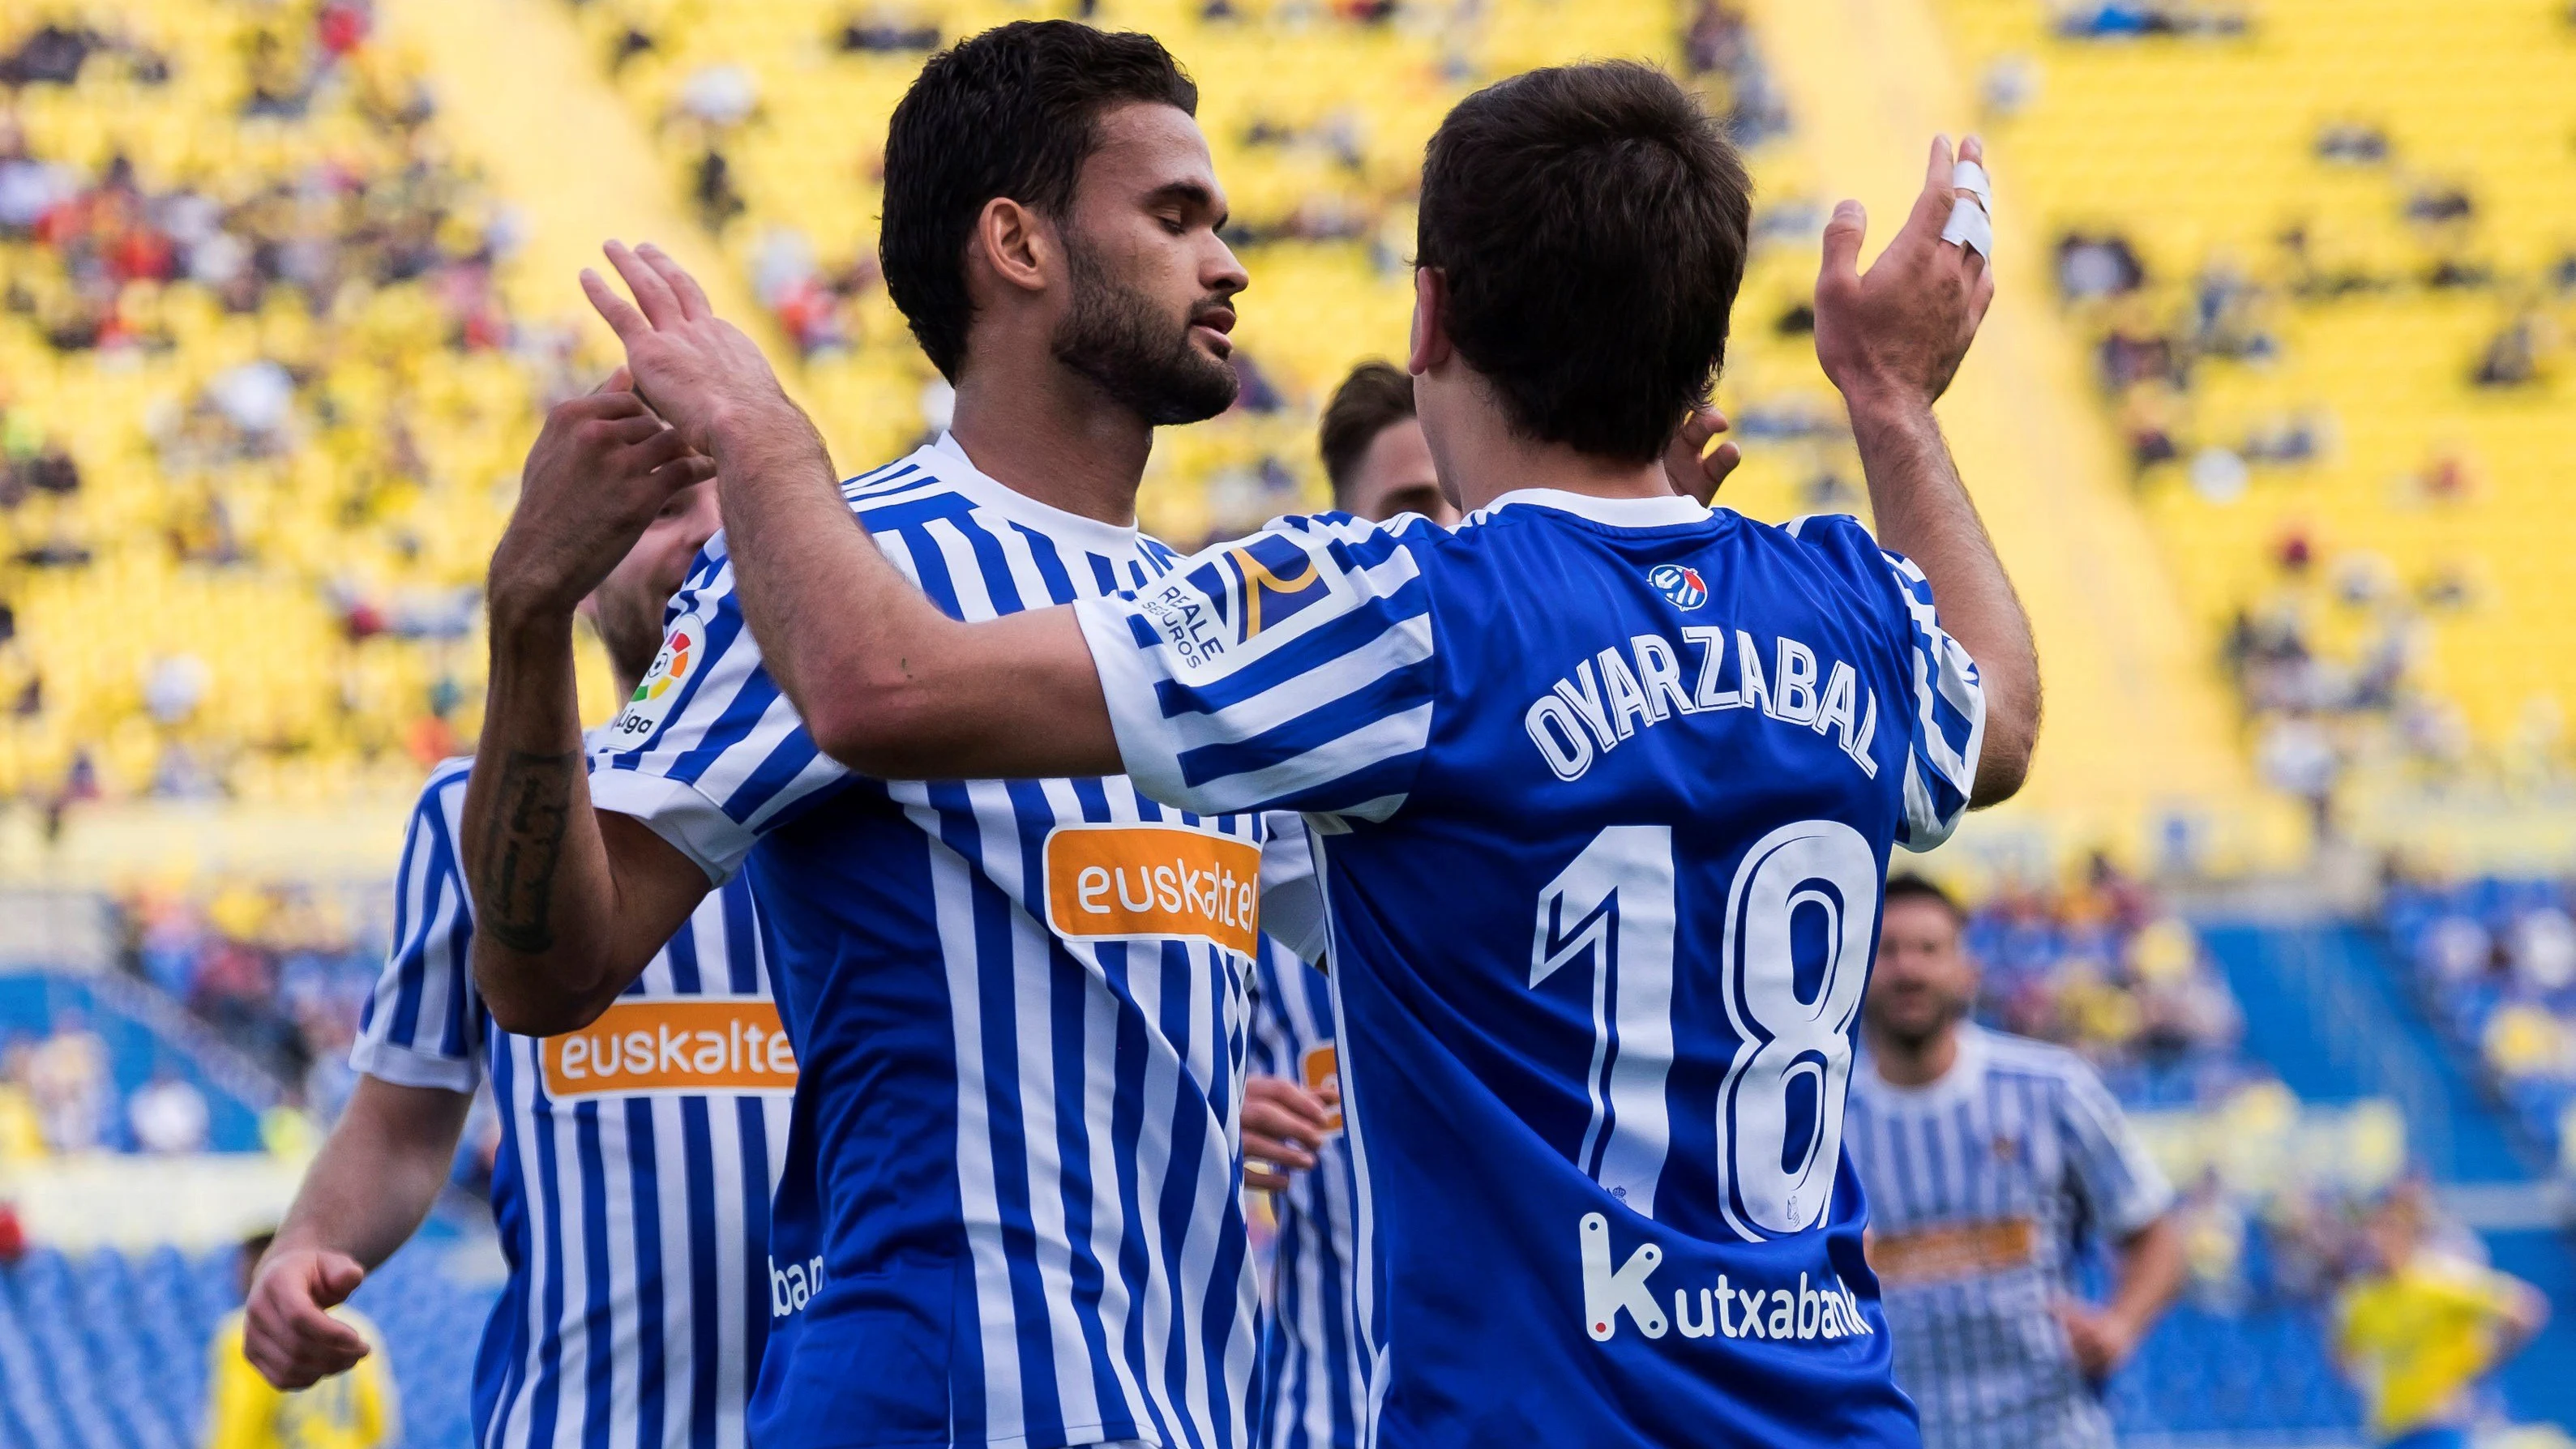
[{"x1": 1206, "y1": 233, "x2": 1249, "y2": 299}]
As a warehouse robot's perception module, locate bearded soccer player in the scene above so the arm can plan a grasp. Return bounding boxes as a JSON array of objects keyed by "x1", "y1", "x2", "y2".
[
  {"x1": 585, "y1": 59, "x2": 2037, "y2": 1447},
  {"x1": 243, "y1": 410, "x2": 797, "y2": 1449},
  {"x1": 464, "y1": 22, "x2": 1329, "y2": 1449}
]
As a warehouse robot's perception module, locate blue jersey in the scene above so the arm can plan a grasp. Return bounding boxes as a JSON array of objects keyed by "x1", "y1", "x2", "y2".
[
  {"x1": 1246, "y1": 940, "x2": 1365, "y2": 1449},
  {"x1": 353, "y1": 757, "x2": 794, "y2": 1449},
  {"x1": 591, "y1": 436, "x2": 1281, "y2": 1449},
  {"x1": 1073, "y1": 489, "x2": 1985, "y2": 1446}
]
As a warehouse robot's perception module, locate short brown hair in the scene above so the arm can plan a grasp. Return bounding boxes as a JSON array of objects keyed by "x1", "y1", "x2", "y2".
[
  {"x1": 1415, "y1": 62, "x2": 1751, "y2": 464},
  {"x1": 1318, "y1": 361, "x2": 1418, "y2": 502},
  {"x1": 1884, "y1": 873, "x2": 1966, "y2": 924}
]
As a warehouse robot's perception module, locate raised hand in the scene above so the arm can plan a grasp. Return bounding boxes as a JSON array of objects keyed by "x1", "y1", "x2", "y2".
[
  {"x1": 580, "y1": 242, "x2": 799, "y2": 461},
  {"x1": 242, "y1": 1245, "x2": 370, "y2": 1390},
  {"x1": 487, "y1": 366, "x2": 715, "y2": 623},
  {"x1": 1662, "y1": 406, "x2": 1743, "y2": 504},
  {"x1": 1813, "y1": 135, "x2": 1997, "y2": 412}
]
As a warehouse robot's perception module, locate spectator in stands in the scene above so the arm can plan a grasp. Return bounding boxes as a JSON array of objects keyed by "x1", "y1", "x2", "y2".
[
  {"x1": 130, "y1": 1066, "x2": 210, "y2": 1153},
  {"x1": 1850, "y1": 874, "x2": 2186, "y2": 1449},
  {"x1": 2334, "y1": 1192, "x2": 2547, "y2": 1449},
  {"x1": 24, "y1": 1009, "x2": 109, "y2": 1152},
  {"x1": 2056, "y1": 231, "x2": 2145, "y2": 301},
  {"x1": 1316, "y1": 360, "x2": 1460, "y2": 526},
  {"x1": 208, "y1": 1231, "x2": 396, "y2": 1449}
]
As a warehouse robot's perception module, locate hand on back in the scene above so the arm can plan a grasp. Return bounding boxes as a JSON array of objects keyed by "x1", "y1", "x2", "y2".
[
  {"x1": 1813, "y1": 135, "x2": 1998, "y2": 412},
  {"x1": 242, "y1": 1245, "x2": 370, "y2": 1391},
  {"x1": 1242, "y1": 1075, "x2": 1337, "y2": 1192},
  {"x1": 489, "y1": 365, "x2": 716, "y2": 621}
]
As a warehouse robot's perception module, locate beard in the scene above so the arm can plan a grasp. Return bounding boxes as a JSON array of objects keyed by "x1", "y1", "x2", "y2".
[{"x1": 1051, "y1": 237, "x2": 1239, "y2": 426}]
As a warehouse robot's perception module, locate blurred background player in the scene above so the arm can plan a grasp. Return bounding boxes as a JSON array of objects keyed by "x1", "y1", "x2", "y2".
[
  {"x1": 2334, "y1": 1190, "x2": 2548, "y2": 1449},
  {"x1": 1316, "y1": 360, "x2": 1454, "y2": 527},
  {"x1": 240, "y1": 407, "x2": 796, "y2": 1449},
  {"x1": 208, "y1": 1233, "x2": 395, "y2": 1449},
  {"x1": 1240, "y1": 937, "x2": 1358, "y2": 1449},
  {"x1": 473, "y1": 24, "x2": 1320, "y2": 1449},
  {"x1": 1847, "y1": 874, "x2": 2185, "y2": 1449}
]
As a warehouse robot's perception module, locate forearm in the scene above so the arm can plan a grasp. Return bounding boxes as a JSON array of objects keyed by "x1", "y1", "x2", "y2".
[
  {"x1": 269, "y1": 1080, "x2": 470, "y2": 1271},
  {"x1": 1846, "y1": 392, "x2": 2038, "y2": 803},
  {"x1": 460, "y1": 605, "x2": 631, "y2": 1032},
  {"x1": 710, "y1": 404, "x2": 1119, "y2": 780},
  {"x1": 2104, "y1": 1214, "x2": 2186, "y2": 1338}
]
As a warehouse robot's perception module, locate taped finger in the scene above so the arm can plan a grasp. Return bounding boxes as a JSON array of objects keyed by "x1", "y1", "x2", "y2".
[{"x1": 1942, "y1": 159, "x2": 1994, "y2": 258}]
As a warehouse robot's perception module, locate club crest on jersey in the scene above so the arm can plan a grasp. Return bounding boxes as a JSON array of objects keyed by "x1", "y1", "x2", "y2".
[
  {"x1": 1186, "y1": 532, "x2": 1330, "y2": 645},
  {"x1": 1647, "y1": 563, "x2": 1707, "y2": 610}
]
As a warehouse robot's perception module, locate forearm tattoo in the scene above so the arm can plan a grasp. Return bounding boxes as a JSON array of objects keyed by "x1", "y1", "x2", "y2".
[{"x1": 479, "y1": 750, "x2": 578, "y2": 953}]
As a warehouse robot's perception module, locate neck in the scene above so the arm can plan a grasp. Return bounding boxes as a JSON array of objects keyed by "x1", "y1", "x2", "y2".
[
  {"x1": 1865, "y1": 1019, "x2": 1962, "y2": 1089},
  {"x1": 1427, "y1": 383, "x2": 1672, "y2": 515},
  {"x1": 948, "y1": 354, "x2": 1152, "y2": 527}
]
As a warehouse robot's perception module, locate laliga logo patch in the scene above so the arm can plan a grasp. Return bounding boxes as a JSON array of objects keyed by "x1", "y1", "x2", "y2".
[
  {"x1": 608, "y1": 609, "x2": 704, "y2": 743},
  {"x1": 1648, "y1": 563, "x2": 1708, "y2": 610}
]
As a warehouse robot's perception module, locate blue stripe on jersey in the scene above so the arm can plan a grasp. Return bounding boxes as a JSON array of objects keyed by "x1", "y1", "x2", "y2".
[
  {"x1": 353, "y1": 763, "x2": 791, "y2": 1449},
  {"x1": 1170, "y1": 657, "x2": 1436, "y2": 788},
  {"x1": 1246, "y1": 941, "x2": 1363, "y2": 1449},
  {"x1": 1145, "y1": 581, "x2": 1432, "y2": 721}
]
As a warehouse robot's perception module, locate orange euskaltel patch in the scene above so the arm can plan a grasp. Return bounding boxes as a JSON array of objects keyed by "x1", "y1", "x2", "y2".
[
  {"x1": 540, "y1": 998, "x2": 798, "y2": 1099},
  {"x1": 1043, "y1": 823, "x2": 1263, "y2": 957}
]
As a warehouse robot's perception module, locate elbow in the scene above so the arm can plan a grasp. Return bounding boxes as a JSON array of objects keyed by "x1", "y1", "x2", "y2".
[
  {"x1": 803, "y1": 671, "x2": 948, "y2": 780},
  {"x1": 1969, "y1": 674, "x2": 2041, "y2": 809},
  {"x1": 469, "y1": 940, "x2": 618, "y2": 1037}
]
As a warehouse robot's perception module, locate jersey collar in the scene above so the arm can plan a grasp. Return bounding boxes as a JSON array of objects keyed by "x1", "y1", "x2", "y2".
[
  {"x1": 922, "y1": 431, "x2": 1149, "y2": 555},
  {"x1": 1470, "y1": 487, "x2": 1713, "y2": 529}
]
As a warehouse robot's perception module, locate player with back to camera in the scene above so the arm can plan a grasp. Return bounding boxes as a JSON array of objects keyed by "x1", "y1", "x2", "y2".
[
  {"x1": 464, "y1": 22, "x2": 1358, "y2": 1449},
  {"x1": 240, "y1": 395, "x2": 799, "y2": 1449},
  {"x1": 1846, "y1": 874, "x2": 2186, "y2": 1449},
  {"x1": 1235, "y1": 361, "x2": 1751, "y2": 1449},
  {"x1": 580, "y1": 58, "x2": 2038, "y2": 1445}
]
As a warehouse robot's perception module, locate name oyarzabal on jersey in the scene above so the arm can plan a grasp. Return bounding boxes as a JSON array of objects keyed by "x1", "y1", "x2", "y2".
[
  {"x1": 588, "y1": 434, "x2": 1301, "y2": 1449},
  {"x1": 352, "y1": 755, "x2": 793, "y2": 1449},
  {"x1": 1075, "y1": 492, "x2": 1983, "y2": 1448}
]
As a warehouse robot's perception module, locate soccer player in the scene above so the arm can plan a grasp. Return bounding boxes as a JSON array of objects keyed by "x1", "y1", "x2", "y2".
[
  {"x1": 583, "y1": 57, "x2": 2040, "y2": 1448},
  {"x1": 2334, "y1": 1190, "x2": 2548, "y2": 1449},
  {"x1": 241, "y1": 412, "x2": 797, "y2": 1449},
  {"x1": 465, "y1": 23, "x2": 1320, "y2": 1449},
  {"x1": 1845, "y1": 874, "x2": 2184, "y2": 1449}
]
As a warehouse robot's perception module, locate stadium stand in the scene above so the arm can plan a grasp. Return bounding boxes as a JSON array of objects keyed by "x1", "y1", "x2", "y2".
[
  {"x1": 2384, "y1": 871, "x2": 2576, "y2": 1175},
  {"x1": 1927, "y1": 0, "x2": 2576, "y2": 861},
  {"x1": 0, "y1": 0, "x2": 617, "y2": 822}
]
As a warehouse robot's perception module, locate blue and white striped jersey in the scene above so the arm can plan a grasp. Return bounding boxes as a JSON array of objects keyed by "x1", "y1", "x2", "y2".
[
  {"x1": 590, "y1": 434, "x2": 1274, "y2": 1449},
  {"x1": 1244, "y1": 939, "x2": 1363, "y2": 1449},
  {"x1": 1845, "y1": 1024, "x2": 2175, "y2": 1449},
  {"x1": 352, "y1": 756, "x2": 794, "y2": 1449},
  {"x1": 1074, "y1": 490, "x2": 1985, "y2": 1447}
]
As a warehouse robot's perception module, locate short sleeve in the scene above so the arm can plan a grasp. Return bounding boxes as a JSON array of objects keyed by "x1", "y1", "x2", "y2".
[
  {"x1": 587, "y1": 543, "x2": 853, "y2": 883},
  {"x1": 349, "y1": 770, "x2": 485, "y2": 1095},
  {"x1": 1785, "y1": 515, "x2": 1985, "y2": 850},
  {"x1": 2055, "y1": 1058, "x2": 2176, "y2": 1239},
  {"x1": 1072, "y1": 514, "x2": 1441, "y2": 820}
]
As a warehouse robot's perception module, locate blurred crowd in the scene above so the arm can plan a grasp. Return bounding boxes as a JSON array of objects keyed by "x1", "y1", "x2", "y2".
[
  {"x1": 1963, "y1": 853, "x2": 2247, "y2": 1105},
  {"x1": 2383, "y1": 872, "x2": 2576, "y2": 1174},
  {"x1": 0, "y1": 0, "x2": 578, "y2": 813}
]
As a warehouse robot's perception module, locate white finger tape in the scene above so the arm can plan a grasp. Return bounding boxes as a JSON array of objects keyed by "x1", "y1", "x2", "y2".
[{"x1": 1941, "y1": 159, "x2": 1994, "y2": 256}]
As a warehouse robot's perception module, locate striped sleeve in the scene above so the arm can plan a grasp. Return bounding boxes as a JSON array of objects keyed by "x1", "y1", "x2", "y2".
[
  {"x1": 588, "y1": 543, "x2": 852, "y2": 883},
  {"x1": 349, "y1": 765, "x2": 482, "y2": 1094},
  {"x1": 1072, "y1": 514, "x2": 1440, "y2": 821},
  {"x1": 2054, "y1": 1058, "x2": 2176, "y2": 1238},
  {"x1": 1786, "y1": 515, "x2": 1985, "y2": 849}
]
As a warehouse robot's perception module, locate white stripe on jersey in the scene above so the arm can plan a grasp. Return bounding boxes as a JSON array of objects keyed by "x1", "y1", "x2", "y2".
[{"x1": 351, "y1": 758, "x2": 791, "y2": 1449}]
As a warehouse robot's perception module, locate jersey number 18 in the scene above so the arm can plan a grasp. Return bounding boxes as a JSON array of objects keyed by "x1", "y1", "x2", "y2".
[{"x1": 1530, "y1": 820, "x2": 1877, "y2": 1239}]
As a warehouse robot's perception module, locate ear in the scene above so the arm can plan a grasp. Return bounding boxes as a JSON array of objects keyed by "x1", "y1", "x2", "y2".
[
  {"x1": 971, "y1": 196, "x2": 1054, "y2": 297},
  {"x1": 1407, "y1": 267, "x2": 1452, "y2": 374}
]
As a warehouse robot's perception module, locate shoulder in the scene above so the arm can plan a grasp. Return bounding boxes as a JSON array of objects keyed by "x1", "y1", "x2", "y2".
[
  {"x1": 1978, "y1": 1028, "x2": 2103, "y2": 1090},
  {"x1": 406, "y1": 756, "x2": 475, "y2": 832}
]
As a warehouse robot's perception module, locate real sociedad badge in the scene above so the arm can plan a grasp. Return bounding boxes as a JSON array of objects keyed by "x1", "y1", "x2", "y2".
[{"x1": 1647, "y1": 562, "x2": 1708, "y2": 610}]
